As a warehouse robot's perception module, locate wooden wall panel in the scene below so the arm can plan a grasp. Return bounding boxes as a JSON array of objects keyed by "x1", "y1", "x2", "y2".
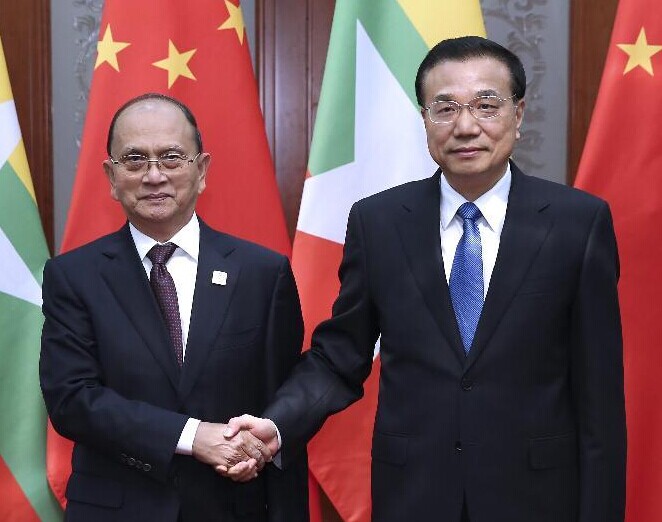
[
  {"x1": 568, "y1": 0, "x2": 619, "y2": 182},
  {"x1": 0, "y1": 0, "x2": 53, "y2": 252},
  {"x1": 257, "y1": 0, "x2": 335, "y2": 240}
]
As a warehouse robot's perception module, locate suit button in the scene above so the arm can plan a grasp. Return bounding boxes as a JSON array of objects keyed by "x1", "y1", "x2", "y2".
[
  {"x1": 461, "y1": 379, "x2": 473, "y2": 391},
  {"x1": 455, "y1": 441, "x2": 462, "y2": 452},
  {"x1": 128, "y1": 457, "x2": 136, "y2": 466},
  {"x1": 143, "y1": 463, "x2": 152, "y2": 472},
  {"x1": 135, "y1": 459, "x2": 143, "y2": 470}
]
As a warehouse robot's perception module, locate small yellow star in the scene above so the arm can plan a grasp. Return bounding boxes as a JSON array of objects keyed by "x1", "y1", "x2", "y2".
[
  {"x1": 152, "y1": 40, "x2": 197, "y2": 88},
  {"x1": 95, "y1": 24, "x2": 130, "y2": 71},
  {"x1": 617, "y1": 27, "x2": 662, "y2": 75},
  {"x1": 218, "y1": 0, "x2": 245, "y2": 44}
]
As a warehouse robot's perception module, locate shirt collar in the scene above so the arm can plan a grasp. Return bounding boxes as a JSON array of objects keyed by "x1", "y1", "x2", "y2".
[
  {"x1": 440, "y1": 163, "x2": 511, "y2": 233},
  {"x1": 129, "y1": 213, "x2": 200, "y2": 263}
]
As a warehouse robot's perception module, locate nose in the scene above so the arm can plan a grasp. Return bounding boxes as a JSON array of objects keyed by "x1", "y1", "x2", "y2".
[
  {"x1": 453, "y1": 106, "x2": 481, "y2": 136},
  {"x1": 144, "y1": 161, "x2": 166, "y2": 183}
]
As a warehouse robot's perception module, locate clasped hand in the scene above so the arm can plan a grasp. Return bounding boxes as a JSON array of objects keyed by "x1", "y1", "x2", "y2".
[{"x1": 192, "y1": 415, "x2": 280, "y2": 482}]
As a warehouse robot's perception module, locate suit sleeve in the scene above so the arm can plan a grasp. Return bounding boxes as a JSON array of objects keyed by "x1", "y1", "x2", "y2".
[
  {"x1": 264, "y1": 203, "x2": 380, "y2": 467},
  {"x1": 262, "y1": 257, "x2": 308, "y2": 522},
  {"x1": 570, "y1": 201, "x2": 626, "y2": 522},
  {"x1": 39, "y1": 257, "x2": 188, "y2": 483}
]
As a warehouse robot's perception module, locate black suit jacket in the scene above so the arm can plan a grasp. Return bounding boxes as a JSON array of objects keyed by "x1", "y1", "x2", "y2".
[
  {"x1": 265, "y1": 164, "x2": 626, "y2": 522},
  {"x1": 40, "y1": 220, "x2": 308, "y2": 522}
]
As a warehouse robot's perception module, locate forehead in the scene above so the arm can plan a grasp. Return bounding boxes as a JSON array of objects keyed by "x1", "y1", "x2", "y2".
[
  {"x1": 112, "y1": 100, "x2": 196, "y2": 151},
  {"x1": 421, "y1": 57, "x2": 512, "y2": 103}
]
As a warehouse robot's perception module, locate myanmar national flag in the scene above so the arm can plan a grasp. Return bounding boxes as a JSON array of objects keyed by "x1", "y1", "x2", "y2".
[
  {"x1": 48, "y1": 0, "x2": 291, "y2": 509},
  {"x1": 0, "y1": 36, "x2": 63, "y2": 521},
  {"x1": 574, "y1": 1, "x2": 662, "y2": 520},
  {"x1": 292, "y1": 1, "x2": 485, "y2": 520}
]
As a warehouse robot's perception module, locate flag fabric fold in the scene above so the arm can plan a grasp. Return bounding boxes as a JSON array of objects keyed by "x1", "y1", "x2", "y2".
[
  {"x1": 0, "y1": 35, "x2": 63, "y2": 521},
  {"x1": 292, "y1": 1, "x2": 485, "y2": 520},
  {"x1": 574, "y1": 1, "x2": 662, "y2": 521},
  {"x1": 48, "y1": 0, "x2": 291, "y2": 509}
]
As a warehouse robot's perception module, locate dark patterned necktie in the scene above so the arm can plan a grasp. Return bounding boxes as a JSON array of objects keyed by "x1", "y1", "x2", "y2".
[
  {"x1": 147, "y1": 243, "x2": 183, "y2": 366},
  {"x1": 449, "y1": 202, "x2": 484, "y2": 354}
]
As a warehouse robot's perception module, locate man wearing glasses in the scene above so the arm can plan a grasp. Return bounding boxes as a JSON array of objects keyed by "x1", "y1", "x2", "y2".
[
  {"x1": 40, "y1": 93, "x2": 308, "y2": 522},
  {"x1": 227, "y1": 37, "x2": 626, "y2": 522}
]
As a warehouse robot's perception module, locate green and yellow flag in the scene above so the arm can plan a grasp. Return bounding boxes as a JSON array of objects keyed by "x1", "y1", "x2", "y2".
[
  {"x1": 0, "y1": 36, "x2": 62, "y2": 521},
  {"x1": 291, "y1": 1, "x2": 484, "y2": 520}
]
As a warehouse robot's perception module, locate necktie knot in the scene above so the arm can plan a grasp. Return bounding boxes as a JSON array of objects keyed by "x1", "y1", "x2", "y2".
[
  {"x1": 457, "y1": 202, "x2": 482, "y2": 222},
  {"x1": 147, "y1": 242, "x2": 177, "y2": 265}
]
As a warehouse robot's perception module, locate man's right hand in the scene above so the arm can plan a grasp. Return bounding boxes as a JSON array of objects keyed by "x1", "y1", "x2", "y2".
[
  {"x1": 192, "y1": 421, "x2": 272, "y2": 481},
  {"x1": 217, "y1": 415, "x2": 281, "y2": 481},
  {"x1": 223, "y1": 414, "x2": 280, "y2": 454}
]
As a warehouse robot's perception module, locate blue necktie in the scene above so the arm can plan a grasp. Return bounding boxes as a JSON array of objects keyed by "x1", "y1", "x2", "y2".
[{"x1": 449, "y1": 202, "x2": 484, "y2": 354}]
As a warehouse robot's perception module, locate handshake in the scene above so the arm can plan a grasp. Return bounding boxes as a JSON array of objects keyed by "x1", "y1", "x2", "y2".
[{"x1": 191, "y1": 414, "x2": 277, "y2": 482}]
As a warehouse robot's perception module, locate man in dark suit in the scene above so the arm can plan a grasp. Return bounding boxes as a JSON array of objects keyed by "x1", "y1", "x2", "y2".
[
  {"x1": 225, "y1": 37, "x2": 626, "y2": 522},
  {"x1": 39, "y1": 93, "x2": 308, "y2": 522}
]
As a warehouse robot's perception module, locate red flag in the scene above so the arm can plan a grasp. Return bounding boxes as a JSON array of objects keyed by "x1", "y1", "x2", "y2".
[
  {"x1": 48, "y1": 0, "x2": 292, "y2": 508},
  {"x1": 574, "y1": 2, "x2": 662, "y2": 520}
]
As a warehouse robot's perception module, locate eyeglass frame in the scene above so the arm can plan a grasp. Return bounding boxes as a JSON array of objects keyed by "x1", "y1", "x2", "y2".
[
  {"x1": 423, "y1": 94, "x2": 519, "y2": 125},
  {"x1": 108, "y1": 151, "x2": 202, "y2": 174}
]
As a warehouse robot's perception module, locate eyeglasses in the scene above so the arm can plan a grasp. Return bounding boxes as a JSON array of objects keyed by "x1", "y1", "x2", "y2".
[
  {"x1": 109, "y1": 152, "x2": 201, "y2": 174},
  {"x1": 424, "y1": 95, "x2": 517, "y2": 124}
]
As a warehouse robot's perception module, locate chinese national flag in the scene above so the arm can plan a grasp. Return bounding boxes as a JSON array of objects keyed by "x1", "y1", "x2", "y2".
[
  {"x1": 574, "y1": 1, "x2": 662, "y2": 521},
  {"x1": 47, "y1": 0, "x2": 296, "y2": 510}
]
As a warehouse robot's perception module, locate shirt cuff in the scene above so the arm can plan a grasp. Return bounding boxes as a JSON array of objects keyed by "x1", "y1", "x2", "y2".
[
  {"x1": 267, "y1": 418, "x2": 283, "y2": 469},
  {"x1": 268, "y1": 419, "x2": 282, "y2": 450},
  {"x1": 176, "y1": 418, "x2": 201, "y2": 455}
]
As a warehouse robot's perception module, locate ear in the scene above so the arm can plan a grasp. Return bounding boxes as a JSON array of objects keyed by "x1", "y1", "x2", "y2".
[
  {"x1": 196, "y1": 152, "x2": 211, "y2": 194},
  {"x1": 514, "y1": 98, "x2": 525, "y2": 140},
  {"x1": 103, "y1": 159, "x2": 120, "y2": 201}
]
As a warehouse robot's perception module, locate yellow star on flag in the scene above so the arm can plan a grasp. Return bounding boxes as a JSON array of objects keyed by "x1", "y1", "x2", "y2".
[
  {"x1": 219, "y1": 0, "x2": 245, "y2": 44},
  {"x1": 152, "y1": 40, "x2": 197, "y2": 88},
  {"x1": 95, "y1": 24, "x2": 130, "y2": 71},
  {"x1": 617, "y1": 27, "x2": 662, "y2": 75}
]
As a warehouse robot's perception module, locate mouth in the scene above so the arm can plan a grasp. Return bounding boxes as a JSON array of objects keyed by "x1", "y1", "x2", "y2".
[
  {"x1": 140, "y1": 193, "x2": 171, "y2": 201},
  {"x1": 451, "y1": 147, "x2": 484, "y2": 158}
]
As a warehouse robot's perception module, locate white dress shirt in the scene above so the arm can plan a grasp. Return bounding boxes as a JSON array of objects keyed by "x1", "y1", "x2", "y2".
[
  {"x1": 439, "y1": 163, "x2": 511, "y2": 297},
  {"x1": 129, "y1": 214, "x2": 201, "y2": 454}
]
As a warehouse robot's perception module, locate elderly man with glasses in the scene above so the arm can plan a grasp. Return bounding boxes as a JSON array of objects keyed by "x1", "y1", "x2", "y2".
[
  {"x1": 40, "y1": 93, "x2": 308, "y2": 522},
  {"x1": 226, "y1": 36, "x2": 626, "y2": 522}
]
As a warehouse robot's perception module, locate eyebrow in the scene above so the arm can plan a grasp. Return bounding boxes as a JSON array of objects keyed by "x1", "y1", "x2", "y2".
[
  {"x1": 432, "y1": 88, "x2": 502, "y2": 102},
  {"x1": 120, "y1": 144, "x2": 187, "y2": 155}
]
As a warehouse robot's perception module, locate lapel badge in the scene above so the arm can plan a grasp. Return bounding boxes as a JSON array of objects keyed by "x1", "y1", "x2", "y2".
[{"x1": 212, "y1": 270, "x2": 228, "y2": 286}]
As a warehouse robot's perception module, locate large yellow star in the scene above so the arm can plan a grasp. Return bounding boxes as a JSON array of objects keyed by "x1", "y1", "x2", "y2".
[
  {"x1": 617, "y1": 27, "x2": 662, "y2": 75},
  {"x1": 95, "y1": 24, "x2": 130, "y2": 71},
  {"x1": 218, "y1": 0, "x2": 245, "y2": 44},
  {"x1": 152, "y1": 40, "x2": 197, "y2": 88}
]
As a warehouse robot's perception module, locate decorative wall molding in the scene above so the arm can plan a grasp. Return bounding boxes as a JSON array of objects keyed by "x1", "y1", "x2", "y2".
[
  {"x1": 483, "y1": 0, "x2": 548, "y2": 173},
  {"x1": 72, "y1": 0, "x2": 103, "y2": 148}
]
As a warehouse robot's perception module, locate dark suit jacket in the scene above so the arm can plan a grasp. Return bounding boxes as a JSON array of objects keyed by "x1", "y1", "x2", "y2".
[
  {"x1": 40, "y1": 220, "x2": 308, "y2": 522},
  {"x1": 264, "y1": 164, "x2": 626, "y2": 522}
]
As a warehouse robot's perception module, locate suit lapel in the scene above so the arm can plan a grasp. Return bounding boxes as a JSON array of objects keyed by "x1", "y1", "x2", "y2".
[
  {"x1": 466, "y1": 164, "x2": 553, "y2": 368},
  {"x1": 396, "y1": 171, "x2": 467, "y2": 364},
  {"x1": 178, "y1": 222, "x2": 241, "y2": 401},
  {"x1": 100, "y1": 224, "x2": 181, "y2": 390}
]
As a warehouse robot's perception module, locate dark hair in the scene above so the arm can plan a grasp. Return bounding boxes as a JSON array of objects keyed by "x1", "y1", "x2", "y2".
[
  {"x1": 414, "y1": 36, "x2": 526, "y2": 107},
  {"x1": 106, "y1": 93, "x2": 203, "y2": 155}
]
